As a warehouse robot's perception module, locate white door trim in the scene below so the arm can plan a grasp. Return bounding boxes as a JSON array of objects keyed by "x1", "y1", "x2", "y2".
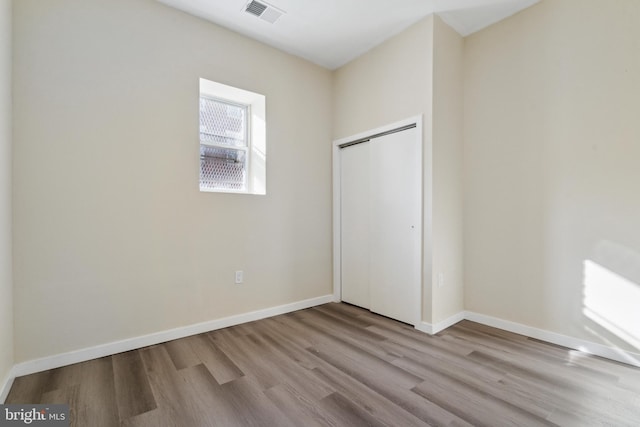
[{"x1": 332, "y1": 115, "x2": 423, "y2": 323}]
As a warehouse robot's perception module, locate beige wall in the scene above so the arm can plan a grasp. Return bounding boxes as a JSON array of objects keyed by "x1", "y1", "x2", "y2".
[
  {"x1": 333, "y1": 15, "x2": 464, "y2": 325},
  {"x1": 464, "y1": 0, "x2": 640, "y2": 353},
  {"x1": 432, "y1": 16, "x2": 464, "y2": 323},
  {"x1": 0, "y1": 0, "x2": 13, "y2": 387},
  {"x1": 333, "y1": 16, "x2": 434, "y2": 141},
  {"x1": 12, "y1": 0, "x2": 333, "y2": 362}
]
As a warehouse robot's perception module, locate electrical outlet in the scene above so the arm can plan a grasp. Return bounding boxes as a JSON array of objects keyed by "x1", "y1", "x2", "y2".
[
  {"x1": 438, "y1": 272, "x2": 444, "y2": 288},
  {"x1": 235, "y1": 270, "x2": 243, "y2": 284}
]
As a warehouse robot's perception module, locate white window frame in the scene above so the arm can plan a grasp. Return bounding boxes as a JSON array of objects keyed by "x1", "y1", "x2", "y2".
[{"x1": 199, "y1": 78, "x2": 266, "y2": 195}]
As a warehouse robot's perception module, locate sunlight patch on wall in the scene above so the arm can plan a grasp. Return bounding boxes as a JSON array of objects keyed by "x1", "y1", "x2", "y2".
[{"x1": 583, "y1": 259, "x2": 640, "y2": 351}]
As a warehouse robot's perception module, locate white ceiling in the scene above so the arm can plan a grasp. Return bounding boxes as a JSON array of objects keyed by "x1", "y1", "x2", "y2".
[{"x1": 157, "y1": 0, "x2": 540, "y2": 70}]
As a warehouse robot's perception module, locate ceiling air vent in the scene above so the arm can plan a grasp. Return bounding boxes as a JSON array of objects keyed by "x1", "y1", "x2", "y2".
[{"x1": 244, "y1": 0, "x2": 285, "y2": 24}]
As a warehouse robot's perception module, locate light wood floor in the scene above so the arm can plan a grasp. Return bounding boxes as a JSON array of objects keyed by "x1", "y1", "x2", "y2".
[{"x1": 6, "y1": 303, "x2": 640, "y2": 426}]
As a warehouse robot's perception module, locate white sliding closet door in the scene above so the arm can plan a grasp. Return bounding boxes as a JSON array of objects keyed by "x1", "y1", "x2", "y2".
[
  {"x1": 369, "y1": 128, "x2": 421, "y2": 325},
  {"x1": 340, "y1": 142, "x2": 371, "y2": 309},
  {"x1": 339, "y1": 125, "x2": 421, "y2": 325}
]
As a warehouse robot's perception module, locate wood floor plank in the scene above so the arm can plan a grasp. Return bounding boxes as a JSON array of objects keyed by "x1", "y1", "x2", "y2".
[
  {"x1": 306, "y1": 344, "x2": 461, "y2": 427},
  {"x1": 120, "y1": 407, "x2": 178, "y2": 427},
  {"x1": 44, "y1": 360, "x2": 89, "y2": 393},
  {"x1": 39, "y1": 385, "x2": 80, "y2": 427},
  {"x1": 318, "y1": 392, "x2": 388, "y2": 427},
  {"x1": 218, "y1": 375, "x2": 297, "y2": 427},
  {"x1": 311, "y1": 364, "x2": 463, "y2": 427},
  {"x1": 140, "y1": 345, "x2": 214, "y2": 427},
  {"x1": 374, "y1": 332, "x2": 504, "y2": 384},
  {"x1": 72, "y1": 357, "x2": 120, "y2": 427},
  {"x1": 270, "y1": 312, "x2": 342, "y2": 351},
  {"x1": 500, "y1": 371, "x2": 639, "y2": 427},
  {"x1": 467, "y1": 347, "x2": 640, "y2": 414},
  {"x1": 5, "y1": 370, "x2": 51, "y2": 404},
  {"x1": 17, "y1": 357, "x2": 120, "y2": 427},
  {"x1": 306, "y1": 343, "x2": 422, "y2": 391},
  {"x1": 411, "y1": 373, "x2": 556, "y2": 427},
  {"x1": 300, "y1": 309, "x2": 399, "y2": 362},
  {"x1": 312, "y1": 303, "x2": 375, "y2": 329},
  {"x1": 238, "y1": 330, "x2": 335, "y2": 402},
  {"x1": 366, "y1": 324, "x2": 472, "y2": 359},
  {"x1": 185, "y1": 333, "x2": 244, "y2": 385},
  {"x1": 40, "y1": 384, "x2": 79, "y2": 405},
  {"x1": 396, "y1": 355, "x2": 554, "y2": 421},
  {"x1": 253, "y1": 317, "x2": 325, "y2": 370},
  {"x1": 112, "y1": 350, "x2": 157, "y2": 421},
  {"x1": 264, "y1": 383, "x2": 338, "y2": 427},
  {"x1": 178, "y1": 363, "x2": 258, "y2": 427},
  {"x1": 5, "y1": 303, "x2": 640, "y2": 426},
  {"x1": 163, "y1": 337, "x2": 201, "y2": 371},
  {"x1": 207, "y1": 328, "x2": 282, "y2": 390}
]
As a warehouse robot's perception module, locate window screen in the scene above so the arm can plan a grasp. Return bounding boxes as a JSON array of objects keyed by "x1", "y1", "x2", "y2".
[{"x1": 199, "y1": 97, "x2": 249, "y2": 191}]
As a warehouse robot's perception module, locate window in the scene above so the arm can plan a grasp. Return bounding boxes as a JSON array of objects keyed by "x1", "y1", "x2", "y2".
[
  {"x1": 199, "y1": 97, "x2": 248, "y2": 191},
  {"x1": 199, "y1": 78, "x2": 266, "y2": 194}
]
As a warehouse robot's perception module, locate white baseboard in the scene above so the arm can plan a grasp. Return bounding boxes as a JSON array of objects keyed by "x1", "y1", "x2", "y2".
[
  {"x1": 464, "y1": 311, "x2": 640, "y2": 368},
  {"x1": 415, "y1": 311, "x2": 466, "y2": 335},
  {"x1": 11, "y1": 294, "x2": 334, "y2": 379},
  {"x1": 1, "y1": 367, "x2": 16, "y2": 404}
]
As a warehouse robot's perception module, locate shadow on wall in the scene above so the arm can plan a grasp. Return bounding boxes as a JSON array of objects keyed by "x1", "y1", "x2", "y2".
[{"x1": 582, "y1": 240, "x2": 640, "y2": 365}]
